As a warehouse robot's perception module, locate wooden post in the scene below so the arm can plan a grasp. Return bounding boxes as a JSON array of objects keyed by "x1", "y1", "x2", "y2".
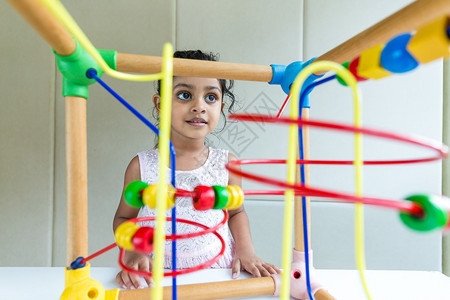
[
  {"x1": 295, "y1": 108, "x2": 311, "y2": 252},
  {"x1": 6, "y1": 0, "x2": 76, "y2": 56},
  {"x1": 118, "y1": 277, "x2": 275, "y2": 300},
  {"x1": 116, "y1": 53, "x2": 273, "y2": 82},
  {"x1": 65, "y1": 96, "x2": 88, "y2": 264}
]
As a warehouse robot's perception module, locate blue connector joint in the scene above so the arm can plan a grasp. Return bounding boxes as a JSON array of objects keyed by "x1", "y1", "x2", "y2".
[
  {"x1": 268, "y1": 58, "x2": 321, "y2": 108},
  {"x1": 269, "y1": 64, "x2": 287, "y2": 85}
]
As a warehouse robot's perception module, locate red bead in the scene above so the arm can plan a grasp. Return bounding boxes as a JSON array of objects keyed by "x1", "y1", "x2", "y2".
[
  {"x1": 132, "y1": 227, "x2": 154, "y2": 253},
  {"x1": 193, "y1": 186, "x2": 215, "y2": 210},
  {"x1": 349, "y1": 56, "x2": 368, "y2": 82}
]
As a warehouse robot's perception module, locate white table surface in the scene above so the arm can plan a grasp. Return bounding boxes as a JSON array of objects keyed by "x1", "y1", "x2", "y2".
[{"x1": 1, "y1": 267, "x2": 449, "y2": 299}]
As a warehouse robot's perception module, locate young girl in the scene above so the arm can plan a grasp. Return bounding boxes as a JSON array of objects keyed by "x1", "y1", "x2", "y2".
[{"x1": 113, "y1": 50, "x2": 280, "y2": 289}]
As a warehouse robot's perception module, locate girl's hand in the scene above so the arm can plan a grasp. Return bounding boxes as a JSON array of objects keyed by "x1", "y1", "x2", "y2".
[
  {"x1": 116, "y1": 250, "x2": 153, "y2": 289},
  {"x1": 231, "y1": 248, "x2": 281, "y2": 279}
]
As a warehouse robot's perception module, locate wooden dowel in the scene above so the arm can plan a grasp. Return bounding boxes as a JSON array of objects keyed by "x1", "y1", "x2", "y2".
[
  {"x1": 118, "y1": 277, "x2": 275, "y2": 300},
  {"x1": 65, "y1": 96, "x2": 88, "y2": 264},
  {"x1": 6, "y1": 0, "x2": 76, "y2": 56},
  {"x1": 9, "y1": 0, "x2": 450, "y2": 81},
  {"x1": 116, "y1": 53, "x2": 273, "y2": 82},
  {"x1": 315, "y1": 288, "x2": 337, "y2": 300},
  {"x1": 294, "y1": 108, "x2": 311, "y2": 252},
  {"x1": 316, "y1": 0, "x2": 450, "y2": 65}
]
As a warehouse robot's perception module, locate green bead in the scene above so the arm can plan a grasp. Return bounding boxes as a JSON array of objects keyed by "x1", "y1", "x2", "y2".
[
  {"x1": 336, "y1": 61, "x2": 350, "y2": 86},
  {"x1": 399, "y1": 194, "x2": 449, "y2": 232},
  {"x1": 212, "y1": 185, "x2": 229, "y2": 209},
  {"x1": 124, "y1": 181, "x2": 149, "y2": 207}
]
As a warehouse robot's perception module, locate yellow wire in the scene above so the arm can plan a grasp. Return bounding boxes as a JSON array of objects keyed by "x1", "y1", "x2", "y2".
[
  {"x1": 39, "y1": 0, "x2": 162, "y2": 82},
  {"x1": 287, "y1": 61, "x2": 372, "y2": 300},
  {"x1": 150, "y1": 43, "x2": 173, "y2": 300}
]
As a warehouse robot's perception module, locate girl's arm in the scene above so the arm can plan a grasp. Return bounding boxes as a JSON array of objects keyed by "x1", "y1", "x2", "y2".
[
  {"x1": 113, "y1": 156, "x2": 153, "y2": 289},
  {"x1": 227, "y1": 153, "x2": 281, "y2": 278},
  {"x1": 113, "y1": 156, "x2": 141, "y2": 231}
]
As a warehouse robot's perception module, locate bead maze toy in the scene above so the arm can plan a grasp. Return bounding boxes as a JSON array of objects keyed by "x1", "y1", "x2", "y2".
[{"x1": 6, "y1": 0, "x2": 450, "y2": 299}]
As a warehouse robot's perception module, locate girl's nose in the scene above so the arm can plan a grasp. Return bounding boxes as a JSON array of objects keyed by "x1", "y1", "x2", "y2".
[{"x1": 191, "y1": 98, "x2": 206, "y2": 113}]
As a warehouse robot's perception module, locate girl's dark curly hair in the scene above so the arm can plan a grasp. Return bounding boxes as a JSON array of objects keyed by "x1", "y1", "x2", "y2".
[{"x1": 155, "y1": 50, "x2": 236, "y2": 131}]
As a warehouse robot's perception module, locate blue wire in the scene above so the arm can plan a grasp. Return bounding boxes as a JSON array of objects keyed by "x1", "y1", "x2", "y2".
[
  {"x1": 86, "y1": 69, "x2": 178, "y2": 300},
  {"x1": 298, "y1": 74, "x2": 336, "y2": 300}
]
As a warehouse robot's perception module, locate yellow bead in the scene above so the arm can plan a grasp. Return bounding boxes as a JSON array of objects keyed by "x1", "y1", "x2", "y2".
[
  {"x1": 358, "y1": 44, "x2": 392, "y2": 80},
  {"x1": 233, "y1": 185, "x2": 244, "y2": 209},
  {"x1": 407, "y1": 16, "x2": 450, "y2": 63},
  {"x1": 226, "y1": 185, "x2": 244, "y2": 209},
  {"x1": 225, "y1": 185, "x2": 238, "y2": 209},
  {"x1": 114, "y1": 222, "x2": 139, "y2": 251},
  {"x1": 142, "y1": 184, "x2": 176, "y2": 209}
]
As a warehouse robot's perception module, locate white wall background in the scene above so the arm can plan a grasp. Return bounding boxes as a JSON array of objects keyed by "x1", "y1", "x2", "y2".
[{"x1": 0, "y1": 0, "x2": 447, "y2": 273}]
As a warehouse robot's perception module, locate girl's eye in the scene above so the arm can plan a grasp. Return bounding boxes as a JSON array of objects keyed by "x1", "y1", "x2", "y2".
[
  {"x1": 177, "y1": 92, "x2": 191, "y2": 101},
  {"x1": 205, "y1": 94, "x2": 217, "y2": 103}
]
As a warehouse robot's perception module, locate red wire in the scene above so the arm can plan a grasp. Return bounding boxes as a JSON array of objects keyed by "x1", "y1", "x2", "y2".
[
  {"x1": 276, "y1": 93, "x2": 291, "y2": 118},
  {"x1": 229, "y1": 161, "x2": 422, "y2": 215},
  {"x1": 80, "y1": 242, "x2": 117, "y2": 265},
  {"x1": 127, "y1": 210, "x2": 228, "y2": 241},
  {"x1": 221, "y1": 113, "x2": 450, "y2": 216},
  {"x1": 229, "y1": 114, "x2": 448, "y2": 164},
  {"x1": 174, "y1": 189, "x2": 195, "y2": 198},
  {"x1": 118, "y1": 211, "x2": 228, "y2": 277}
]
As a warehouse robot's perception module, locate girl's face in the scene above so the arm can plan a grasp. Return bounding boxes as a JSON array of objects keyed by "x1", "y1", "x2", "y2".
[{"x1": 154, "y1": 76, "x2": 224, "y2": 143}]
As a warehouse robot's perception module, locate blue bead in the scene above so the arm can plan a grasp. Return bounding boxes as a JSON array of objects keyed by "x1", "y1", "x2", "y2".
[{"x1": 381, "y1": 33, "x2": 419, "y2": 73}]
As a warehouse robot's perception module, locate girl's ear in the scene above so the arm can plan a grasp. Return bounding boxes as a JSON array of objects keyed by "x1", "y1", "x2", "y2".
[
  {"x1": 153, "y1": 94, "x2": 161, "y2": 113},
  {"x1": 221, "y1": 101, "x2": 225, "y2": 112}
]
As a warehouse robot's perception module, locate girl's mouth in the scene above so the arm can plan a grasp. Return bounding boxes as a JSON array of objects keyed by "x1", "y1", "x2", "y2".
[{"x1": 186, "y1": 118, "x2": 207, "y2": 126}]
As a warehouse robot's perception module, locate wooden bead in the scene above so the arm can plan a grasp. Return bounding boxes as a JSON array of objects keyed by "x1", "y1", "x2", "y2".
[
  {"x1": 193, "y1": 185, "x2": 216, "y2": 211},
  {"x1": 399, "y1": 194, "x2": 449, "y2": 232},
  {"x1": 381, "y1": 33, "x2": 418, "y2": 73},
  {"x1": 225, "y1": 185, "x2": 244, "y2": 209},
  {"x1": 212, "y1": 185, "x2": 229, "y2": 209},
  {"x1": 123, "y1": 180, "x2": 148, "y2": 207},
  {"x1": 132, "y1": 227, "x2": 154, "y2": 253},
  {"x1": 407, "y1": 16, "x2": 450, "y2": 63},
  {"x1": 142, "y1": 184, "x2": 175, "y2": 210},
  {"x1": 348, "y1": 56, "x2": 368, "y2": 82},
  {"x1": 115, "y1": 222, "x2": 139, "y2": 251},
  {"x1": 358, "y1": 44, "x2": 392, "y2": 80}
]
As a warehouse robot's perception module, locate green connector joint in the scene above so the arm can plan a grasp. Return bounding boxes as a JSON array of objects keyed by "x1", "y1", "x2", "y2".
[
  {"x1": 53, "y1": 40, "x2": 117, "y2": 99},
  {"x1": 399, "y1": 194, "x2": 449, "y2": 232},
  {"x1": 98, "y1": 49, "x2": 117, "y2": 71}
]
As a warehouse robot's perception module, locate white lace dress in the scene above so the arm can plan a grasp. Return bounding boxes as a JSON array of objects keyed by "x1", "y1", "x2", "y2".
[{"x1": 137, "y1": 147, "x2": 234, "y2": 269}]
